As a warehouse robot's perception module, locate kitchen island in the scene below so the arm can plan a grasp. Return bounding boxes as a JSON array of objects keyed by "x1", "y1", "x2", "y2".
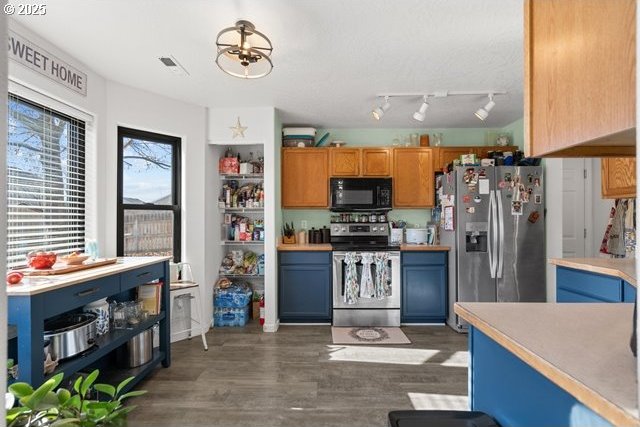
[
  {"x1": 8, "y1": 257, "x2": 171, "y2": 387},
  {"x1": 549, "y1": 258, "x2": 636, "y2": 303},
  {"x1": 455, "y1": 302, "x2": 638, "y2": 427}
]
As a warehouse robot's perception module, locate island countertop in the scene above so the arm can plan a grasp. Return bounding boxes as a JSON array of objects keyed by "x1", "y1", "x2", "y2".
[
  {"x1": 549, "y1": 257, "x2": 636, "y2": 286},
  {"x1": 455, "y1": 302, "x2": 638, "y2": 426},
  {"x1": 7, "y1": 256, "x2": 171, "y2": 296}
]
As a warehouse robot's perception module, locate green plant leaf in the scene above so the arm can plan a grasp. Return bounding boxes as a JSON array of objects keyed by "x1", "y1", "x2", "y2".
[
  {"x1": 62, "y1": 394, "x2": 81, "y2": 410},
  {"x1": 7, "y1": 359, "x2": 14, "y2": 368},
  {"x1": 117, "y1": 390, "x2": 147, "y2": 402},
  {"x1": 8, "y1": 382, "x2": 34, "y2": 398},
  {"x1": 115, "y1": 376, "x2": 135, "y2": 396},
  {"x1": 80, "y1": 370, "x2": 99, "y2": 396},
  {"x1": 5, "y1": 406, "x2": 29, "y2": 422},
  {"x1": 20, "y1": 375, "x2": 59, "y2": 410},
  {"x1": 50, "y1": 418, "x2": 81, "y2": 426},
  {"x1": 34, "y1": 391, "x2": 60, "y2": 411},
  {"x1": 73, "y1": 376, "x2": 83, "y2": 394},
  {"x1": 49, "y1": 372, "x2": 65, "y2": 390},
  {"x1": 93, "y1": 383, "x2": 115, "y2": 398},
  {"x1": 57, "y1": 388, "x2": 71, "y2": 405},
  {"x1": 105, "y1": 405, "x2": 136, "y2": 422}
]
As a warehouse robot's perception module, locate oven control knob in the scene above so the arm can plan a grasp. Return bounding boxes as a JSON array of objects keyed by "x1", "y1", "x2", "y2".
[
  {"x1": 379, "y1": 225, "x2": 386, "y2": 232},
  {"x1": 372, "y1": 226, "x2": 378, "y2": 232},
  {"x1": 341, "y1": 226, "x2": 347, "y2": 232},
  {"x1": 333, "y1": 226, "x2": 340, "y2": 233}
]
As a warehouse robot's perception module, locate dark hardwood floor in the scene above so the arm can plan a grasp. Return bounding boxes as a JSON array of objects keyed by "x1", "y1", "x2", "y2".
[{"x1": 127, "y1": 323, "x2": 468, "y2": 427}]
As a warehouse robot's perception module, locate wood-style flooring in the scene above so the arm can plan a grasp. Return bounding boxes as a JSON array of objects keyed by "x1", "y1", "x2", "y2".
[{"x1": 127, "y1": 323, "x2": 468, "y2": 427}]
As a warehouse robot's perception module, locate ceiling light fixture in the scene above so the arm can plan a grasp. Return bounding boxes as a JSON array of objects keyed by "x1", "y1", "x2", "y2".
[
  {"x1": 372, "y1": 96, "x2": 391, "y2": 120},
  {"x1": 371, "y1": 91, "x2": 505, "y2": 122},
  {"x1": 474, "y1": 94, "x2": 496, "y2": 121},
  {"x1": 412, "y1": 96, "x2": 430, "y2": 122},
  {"x1": 215, "y1": 20, "x2": 273, "y2": 79}
]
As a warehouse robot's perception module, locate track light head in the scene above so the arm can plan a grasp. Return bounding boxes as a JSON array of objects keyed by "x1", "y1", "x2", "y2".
[
  {"x1": 475, "y1": 94, "x2": 496, "y2": 121},
  {"x1": 372, "y1": 96, "x2": 391, "y2": 120},
  {"x1": 412, "y1": 96, "x2": 429, "y2": 122}
]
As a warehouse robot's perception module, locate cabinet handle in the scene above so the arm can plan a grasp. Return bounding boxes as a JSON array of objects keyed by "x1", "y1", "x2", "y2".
[
  {"x1": 137, "y1": 271, "x2": 151, "y2": 278},
  {"x1": 76, "y1": 288, "x2": 99, "y2": 297}
]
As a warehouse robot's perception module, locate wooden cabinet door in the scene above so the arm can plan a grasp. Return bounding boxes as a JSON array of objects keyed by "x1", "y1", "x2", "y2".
[
  {"x1": 601, "y1": 157, "x2": 636, "y2": 199},
  {"x1": 393, "y1": 148, "x2": 434, "y2": 207},
  {"x1": 329, "y1": 148, "x2": 360, "y2": 176},
  {"x1": 282, "y1": 148, "x2": 329, "y2": 208},
  {"x1": 525, "y1": 0, "x2": 636, "y2": 156},
  {"x1": 361, "y1": 148, "x2": 392, "y2": 176},
  {"x1": 435, "y1": 147, "x2": 475, "y2": 172}
]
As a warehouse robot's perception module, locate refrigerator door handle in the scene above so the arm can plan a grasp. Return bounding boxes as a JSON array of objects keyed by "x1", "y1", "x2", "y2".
[
  {"x1": 488, "y1": 190, "x2": 497, "y2": 278},
  {"x1": 496, "y1": 190, "x2": 504, "y2": 279}
]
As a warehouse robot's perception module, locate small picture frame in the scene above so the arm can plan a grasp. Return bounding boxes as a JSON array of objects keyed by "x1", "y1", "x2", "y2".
[
  {"x1": 460, "y1": 153, "x2": 477, "y2": 166},
  {"x1": 534, "y1": 194, "x2": 542, "y2": 204},
  {"x1": 511, "y1": 201, "x2": 523, "y2": 215}
]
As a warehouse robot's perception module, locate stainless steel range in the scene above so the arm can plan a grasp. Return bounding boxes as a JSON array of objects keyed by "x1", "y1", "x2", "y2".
[{"x1": 331, "y1": 221, "x2": 401, "y2": 327}]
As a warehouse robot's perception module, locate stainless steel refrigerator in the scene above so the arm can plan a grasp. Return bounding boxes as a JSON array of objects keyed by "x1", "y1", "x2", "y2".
[{"x1": 439, "y1": 166, "x2": 546, "y2": 332}]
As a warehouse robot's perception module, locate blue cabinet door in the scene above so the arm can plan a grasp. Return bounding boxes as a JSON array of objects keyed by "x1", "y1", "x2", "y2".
[
  {"x1": 279, "y1": 261, "x2": 332, "y2": 322},
  {"x1": 556, "y1": 267, "x2": 622, "y2": 303},
  {"x1": 401, "y1": 264, "x2": 447, "y2": 323}
]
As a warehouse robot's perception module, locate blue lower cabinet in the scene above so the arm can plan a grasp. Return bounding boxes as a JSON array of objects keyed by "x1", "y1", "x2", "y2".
[
  {"x1": 470, "y1": 327, "x2": 611, "y2": 426},
  {"x1": 279, "y1": 252, "x2": 331, "y2": 322},
  {"x1": 401, "y1": 253, "x2": 447, "y2": 323},
  {"x1": 556, "y1": 267, "x2": 636, "y2": 303}
]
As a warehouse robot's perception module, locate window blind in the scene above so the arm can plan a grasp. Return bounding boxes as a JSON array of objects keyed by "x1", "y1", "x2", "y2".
[{"x1": 7, "y1": 93, "x2": 86, "y2": 268}]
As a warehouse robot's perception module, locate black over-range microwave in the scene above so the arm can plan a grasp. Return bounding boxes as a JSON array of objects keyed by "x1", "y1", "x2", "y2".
[{"x1": 329, "y1": 177, "x2": 392, "y2": 211}]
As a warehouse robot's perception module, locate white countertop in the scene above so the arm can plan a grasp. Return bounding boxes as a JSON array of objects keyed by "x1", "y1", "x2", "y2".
[
  {"x1": 549, "y1": 257, "x2": 636, "y2": 286},
  {"x1": 7, "y1": 256, "x2": 171, "y2": 296},
  {"x1": 455, "y1": 302, "x2": 638, "y2": 426}
]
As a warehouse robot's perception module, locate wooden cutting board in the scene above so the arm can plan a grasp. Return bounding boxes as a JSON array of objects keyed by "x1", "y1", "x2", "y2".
[{"x1": 20, "y1": 258, "x2": 118, "y2": 276}]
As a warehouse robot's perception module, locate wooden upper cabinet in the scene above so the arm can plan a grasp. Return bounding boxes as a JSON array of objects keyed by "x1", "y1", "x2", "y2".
[
  {"x1": 393, "y1": 148, "x2": 434, "y2": 208},
  {"x1": 525, "y1": 0, "x2": 636, "y2": 157},
  {"x1": 330, "y1": 148, "x2": 360, "y2": 176},
  {"x1": 435, "y1": 147, "x2": 476, "y2": 172},
  {"x1": 601, "y1": 157, "x2": 636, "y2": 199},
  {"x1": 282, "y1": 148, "x2": 329, "y2": 208},
  {"x1": 362, "y1": 148, "x2": 392, "y2": 176}
]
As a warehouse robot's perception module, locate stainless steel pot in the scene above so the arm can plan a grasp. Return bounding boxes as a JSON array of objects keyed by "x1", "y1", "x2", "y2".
[
  {"x1": 116, "y1": 328, "x2": 153, "y2": 368},
  {"x1": 44, "y1": 313, "x2": 97, "y2": 360}
]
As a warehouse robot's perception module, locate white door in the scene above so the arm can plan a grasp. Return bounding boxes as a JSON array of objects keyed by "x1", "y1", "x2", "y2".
[{"x1": 562, "y1": 159, "x2": 587, "y2": 258}]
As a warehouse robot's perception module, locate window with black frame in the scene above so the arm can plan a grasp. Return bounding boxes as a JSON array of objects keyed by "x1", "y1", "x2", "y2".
[
  {"x1": 7, "y1": 93, "x2": 86, "y2": 269},
  {"x1": 117, "y1": 127, "x2": 181, "y2": 262}
]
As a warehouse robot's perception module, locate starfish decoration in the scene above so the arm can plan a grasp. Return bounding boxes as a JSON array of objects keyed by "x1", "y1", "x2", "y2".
[{"x1": 230, "y1": 117, "x2": 248, "y2": 139}]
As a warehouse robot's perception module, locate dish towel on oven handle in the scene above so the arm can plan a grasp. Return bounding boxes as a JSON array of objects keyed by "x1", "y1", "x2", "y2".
[
  {"x1": 374, "y1": 252, "x2": 391, "y2": 299},
  {"x1": 359, "y1": 252, "x2": 375, "y2": 298},
  {"x1": 344, "y1": 252, "x2": 360, "y2": 304}
]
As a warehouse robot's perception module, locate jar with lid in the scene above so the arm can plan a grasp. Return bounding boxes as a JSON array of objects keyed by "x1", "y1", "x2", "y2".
[{"x1": 370, "y1": 213, "x2": 377, "y2": 222}]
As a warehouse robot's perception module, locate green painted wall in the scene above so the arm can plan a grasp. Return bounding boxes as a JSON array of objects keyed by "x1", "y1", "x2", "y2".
[{"x1": 282, "y1": 119, "x2": 524, "y2": 230}]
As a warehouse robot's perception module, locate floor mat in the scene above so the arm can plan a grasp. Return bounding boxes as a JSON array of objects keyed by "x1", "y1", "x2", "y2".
[{"x1": 331, "y1": 326, "x2": 411, "y2": 345}]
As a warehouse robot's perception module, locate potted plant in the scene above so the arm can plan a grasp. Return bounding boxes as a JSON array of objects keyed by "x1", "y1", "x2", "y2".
[
  {"x1": 282, "y1": 222, "x2": 296, "y2": 244},
  {"x1": 6, "y1": 369, "x2": 146, "y2": 426}
]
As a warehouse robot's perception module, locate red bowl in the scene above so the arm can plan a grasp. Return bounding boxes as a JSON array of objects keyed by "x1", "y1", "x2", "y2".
[{"x1": 26, "y1": 252, "x2": 57, "y2": 269}]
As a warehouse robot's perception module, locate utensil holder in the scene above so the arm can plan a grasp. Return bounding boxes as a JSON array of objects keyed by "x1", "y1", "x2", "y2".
[{"x1": 283, "y1": 235, "x2": 296, "y2": 244}]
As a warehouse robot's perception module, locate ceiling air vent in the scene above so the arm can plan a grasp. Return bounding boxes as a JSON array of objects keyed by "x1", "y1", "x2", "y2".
[{"x1": 158, "y1": 55, "x2": 189, "y2": 76}]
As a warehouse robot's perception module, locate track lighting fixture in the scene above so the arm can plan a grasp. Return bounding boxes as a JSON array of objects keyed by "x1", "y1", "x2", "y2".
[
  {"x1": 370, "y1": 91, "x2": 505, "y2": 122},
  {"x1": 372, "y1": 96, "x2": 391, "y2": 120},
  {"x1": 412, "y1": 96, "x2": 429, "y2": 122},
  {"x1": 474, "y1": 94, "x2": 496, "y2": 121}
]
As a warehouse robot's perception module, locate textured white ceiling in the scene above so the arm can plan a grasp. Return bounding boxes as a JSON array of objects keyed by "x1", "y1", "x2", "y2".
[{"x1": 11, "y1": 0, "x2": 524, "y2": 128}]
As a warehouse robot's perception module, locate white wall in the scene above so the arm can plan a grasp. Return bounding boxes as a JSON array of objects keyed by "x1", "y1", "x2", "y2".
[
  {"x1": 545, "y1": 159, "x2": 563, "y2": 301},
  {"x1": 1, "y1": 12, "x2": 8, "y2": 425},
  {"x1": 104, "y1": 81, "x2": 212, "y2": 323},
  {"x1": 589, "y1": 159, "x2": 615, "y2": 256}
]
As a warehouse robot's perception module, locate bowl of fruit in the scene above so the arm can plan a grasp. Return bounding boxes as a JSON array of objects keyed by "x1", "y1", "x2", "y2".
[
  {"x1": 26, "y1": 250, "x2": 57, "y2": 270},
  {"x1": 59, "y1": 251, "x2": 90, "y2": 265}
]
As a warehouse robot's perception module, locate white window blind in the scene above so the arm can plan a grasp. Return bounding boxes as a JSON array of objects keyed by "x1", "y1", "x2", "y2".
[{"x1": 7, "y1": 93, "x2": 86, "y2": 268}]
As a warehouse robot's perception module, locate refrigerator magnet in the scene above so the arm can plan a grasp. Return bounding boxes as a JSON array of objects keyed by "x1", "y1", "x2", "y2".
[
  {"x1": 534, "y1": 194, "x2": 542, "y2": 204},
  {"x1": 444, "y1": 206, "x2": 455, "y2": 231},
  {"x1": 511, "y1": 201, "x2": 523, "y2": 215},
  {"x1": 465, "y1": 206, "x2": 475, "y2": 214},
  {"x1": 463, "y1": 194, "x2": 472, "y2": 203},
  {"x1": 498, "y1": 180, "x2": 507, "y2": 189},
  {"x1": 474, "y1": 195, "x2": 482, "y2": 203},
  {"x1": 478, "y1": 178, "x2": 490, "y2": 194},
  {"x1": 528, "y1": 211, "x2": 540, "y2": 224},
  {"x1": 534, "y1": 177, "x2": 541, "y2": 187},
  {"x1": 504, "y1": 172, "x2": 512, "y2": 182}
]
